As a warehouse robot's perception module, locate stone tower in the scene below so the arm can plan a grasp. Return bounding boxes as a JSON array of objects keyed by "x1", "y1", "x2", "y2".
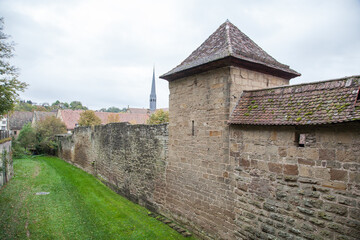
[
  {"x1": 149, "y1": 67, "x2": 157, "y2": 112},
  {"x1": 160, "y1": 20, "x2": 299, "y2": 239}
]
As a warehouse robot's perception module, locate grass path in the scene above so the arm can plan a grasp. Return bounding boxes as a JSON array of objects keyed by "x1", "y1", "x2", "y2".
[{"x1": 0, "y1": 156, "x2": 195, "y2": 240}]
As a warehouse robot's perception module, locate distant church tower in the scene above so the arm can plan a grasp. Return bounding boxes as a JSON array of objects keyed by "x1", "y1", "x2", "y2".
[{"x1": 149, "y1": 67, "x2": 157, "y2": 112}]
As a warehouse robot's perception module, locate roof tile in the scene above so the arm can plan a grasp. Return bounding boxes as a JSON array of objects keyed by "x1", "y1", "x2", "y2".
[
  {"x1": 229, "y1": 76, "x2": 360, "y2": 125},
  {"x1": 161, "y1": 20, "x2": 300, "y2": 81}
]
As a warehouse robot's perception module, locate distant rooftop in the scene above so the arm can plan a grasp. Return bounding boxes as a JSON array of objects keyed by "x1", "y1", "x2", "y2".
[
  {"x1": 229, "y1": 76, "x2": 360, "y2": 125},
  {"x1": 9, "y1": 111, "x2": 33, "y2": 130},
  {"x1": 161, "y1": 20, "x2": 300, "y2": 81}
]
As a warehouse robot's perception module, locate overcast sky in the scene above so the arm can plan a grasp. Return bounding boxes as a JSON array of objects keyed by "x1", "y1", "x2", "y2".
[{"x1": 1, "y1": 0, "x2": 359, "y2": 110}]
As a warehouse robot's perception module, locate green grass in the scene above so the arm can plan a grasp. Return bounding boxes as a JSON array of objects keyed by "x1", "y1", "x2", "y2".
[{"x1": 0, "y1": 156, "x2": 195, "y2": 240}]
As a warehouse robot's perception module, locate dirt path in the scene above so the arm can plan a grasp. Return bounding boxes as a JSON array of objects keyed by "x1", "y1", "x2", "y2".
[{"x1": 32, "y1": 164, "x2": 40, "y2": 178}]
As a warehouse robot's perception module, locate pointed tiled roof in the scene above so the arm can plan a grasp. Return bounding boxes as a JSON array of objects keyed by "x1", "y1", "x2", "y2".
[
  {"x1": 229, "y1": 76, "x2": 360, "y2": 125},
  {"x1": 161, "y1": 20, "x2": 300, "y2": 81}
]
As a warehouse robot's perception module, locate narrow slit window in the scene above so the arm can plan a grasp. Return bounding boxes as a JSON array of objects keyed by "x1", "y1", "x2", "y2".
[
  {"x1": 192, "y1": 120, "x2": 195, "y2": 136},
  {"x1": 357, "y1": 89, "x2": 360, "y2": 101}
]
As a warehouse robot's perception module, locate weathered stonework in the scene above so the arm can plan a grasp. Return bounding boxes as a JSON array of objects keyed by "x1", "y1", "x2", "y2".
[
  {"x1": 163, "y1": 66, "x2": 289, "y2": 239},
  {"x1": 0, "y1": 139, "x2": 13, "y2": 188},
  {"x1": 58, "y1": 123, "x2": 168, "y2": 211},
  {"x1": 230, "y1": 123, "x2": 360, "y2": 240},
  {"x1": 57, "y1": 19, "x2": 360, "y2": 239}
]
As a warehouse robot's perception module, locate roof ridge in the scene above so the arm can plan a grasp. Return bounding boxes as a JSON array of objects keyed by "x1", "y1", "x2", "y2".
[
  {"x1": 225, "y1": 20, "x2": 233, "y2": 55},
  {"x1": 161, "y1": 21, "x2": 300, "y2": 81},
  {"x1": 243, "y1": 75, "x2": 360, "y2": 93}
]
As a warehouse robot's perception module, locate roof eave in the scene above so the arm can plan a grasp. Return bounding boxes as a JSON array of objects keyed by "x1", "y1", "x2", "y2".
[
  {"x1": 228, "y1": 119, "x2": 360, "y2": 126},
  {"x1": 160, "y1": 56, "x2": 300, "y2": 81}
]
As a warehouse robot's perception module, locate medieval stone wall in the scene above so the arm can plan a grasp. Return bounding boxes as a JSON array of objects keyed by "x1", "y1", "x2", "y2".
[
  {"x1": 165, "y1": 66, "x2": 290, "y2": 239},
  {"x1": 229, "y1": 67, "x2": 289, "y2": 112},
  {"x1": 230, "y1": 123, "x2": 360, "y2": 240},
  {"x1": 58, "y1": 122, "x2": 168, "y2": 211},
  {"x1": 0, "y1": 139, "x2": 13, "y2": 188},
  {"x1": 56, "y1": 65, "x2": 359, "y2": 240}
]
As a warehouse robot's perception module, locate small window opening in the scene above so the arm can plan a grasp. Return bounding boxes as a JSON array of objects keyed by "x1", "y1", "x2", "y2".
[
  {"x1": 357, "y1": 89, "x2": 360, "y2": 101},
  {"x1": 192, "y1": 120, "x2": 195, "y2": 136},
  {"x1": 295, "y1": 132, "x2": 306, "y2": 147}
]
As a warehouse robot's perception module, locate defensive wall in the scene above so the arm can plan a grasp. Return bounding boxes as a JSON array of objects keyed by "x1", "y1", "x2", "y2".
[
  {"x1": 57, "y1": 20, "x2": 360, "y2": 240},
  {"x1": 0, "y1": 131, "x2": 13, "y2": 188},
  {"x1": 58, "y1": 123, "x2": 168, "y2": 212}
]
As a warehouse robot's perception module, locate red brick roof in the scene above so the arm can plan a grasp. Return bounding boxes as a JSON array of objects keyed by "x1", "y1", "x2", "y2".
[
  {"x1": 127, "y1": 108, "x2": 149, "y2": 114},
  {"x1": 58, "y1": 110, "x2": 150, "y2": 130},
  {"x1": 161, "y1": 20, "x2": 300, "y2": 81},
  {"x1": 229, "y1": 76, "x2": 360, "y2": 125},
  {"x1": 57, "y1": 110, "x2": 83, "y2": 130}
]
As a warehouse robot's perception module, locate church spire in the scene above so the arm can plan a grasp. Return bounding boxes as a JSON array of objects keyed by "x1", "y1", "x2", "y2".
[{"x1": 150, "y1": 66, "x2": 156, "y2": 112}]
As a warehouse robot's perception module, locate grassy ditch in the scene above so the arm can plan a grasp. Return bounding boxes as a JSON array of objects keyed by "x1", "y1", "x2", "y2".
[{"x1": 0, "y1": 156, "x2": 195, "y2": 239}]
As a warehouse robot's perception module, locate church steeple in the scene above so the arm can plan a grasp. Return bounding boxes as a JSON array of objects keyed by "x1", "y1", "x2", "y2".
[{"x1": 150, "y1": 67, "x2": 156, "y2": 112}]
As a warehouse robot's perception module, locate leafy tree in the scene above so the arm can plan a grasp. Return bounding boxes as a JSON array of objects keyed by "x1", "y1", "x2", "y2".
[
  {"x1": 78, "y1": 110, "x2": 101, "y2": 127},
  {"x1": 14, "y1": 102, "x2": 48, "y2": 112},
  {"x1": 0, "y1": 18, "x2": 28, "y2": 115},
  {"x1": 12, "y1": 122, "x2": 35, "y2": 157},
  {"x1": 147, "y1": 109, "x2": 169, "y2": 124},
  {"x1": 35, "y1": 116, "x2": 67, "y2": 154},
  {"x1": 70, "y1": 101, "x2": 88, "y2": 110},
  {"x1": 106, "y1": 106, "x2": 122, "y2": 113},
  {"x1": 107, "y1": 113, "x2": 120, "y2": 123},
  {"x1": 99, "y1": 106, "x2": 126, "y2": 113},
  {"x1": 17, "y1": 122, "x2": 36, "y2": 150}
]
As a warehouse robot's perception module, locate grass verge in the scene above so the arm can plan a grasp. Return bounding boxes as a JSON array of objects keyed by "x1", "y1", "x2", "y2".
[{"x1": 0, "y1": 156, "x2": 196, "y2": 240}]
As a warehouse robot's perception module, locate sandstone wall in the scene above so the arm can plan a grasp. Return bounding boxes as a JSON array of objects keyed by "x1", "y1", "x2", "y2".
[
  {"x1": 0, "y1": 139, "x2": 13, "y2": 188},
  {"x1": 165, "y1": 66, "x2": 289, "y2": 239},
  {"x1": 230, "y1": 123, "x2": 360, "y2": 240},
  {"x1": 58, "y1": 122, "x2": 168, "y2": 211}
]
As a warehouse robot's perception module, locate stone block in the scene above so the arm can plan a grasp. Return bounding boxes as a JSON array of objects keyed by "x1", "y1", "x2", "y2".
[
  {"x1": 269, "y1": 213, "x2": 284, "y2": 222},
  {"x1": 330, "y1": 169, "x2": 348, "y2": 181},
  {"x1": 349, "y1": 172, "x2": 360, "y2": 183},
  {"x1": 318, "y1": 211, "x2": 333, "y2": 221},
  {"x1": 304, "y1": 199, "x2": 323, "y2": 209},
  {"x1": 314, "y1": 168, "x2": 330, "y2": 180},
  {"x1": 263, "y1": 203, "x2": 276, "y2": 212},
  {"x1": 239, "y1": 158, "x2": 250, "y2": 168},
  {"x1": 284, "y1": 164, "x2": 299, "y2": 175},
  {"x1": 309, "y1": 218, "x2": 325, "y2": 227},
  {"x1": 299, "y1": 165, "x2": 313, "y2": 178},
  {"x1": 289, "y1": 227, "x2": 301, "y2": 235},
  {"x1": 261, "y1": 224, "x2": 275, "y2": 234},
  {"x1": 323, "y1": 195, "x2": 336, "y2": 201},
  {"x1": 336, "y1": 149, "x2": 356, "y2": 162},
  {"x1": 297, "y1": 206, "x2": 314, "y2": 216},
  {"x1": 278, "y1": 147, "x2": 287, "y2": 157},
  {"x1": 321, "y1": 181, "x2": 347, "y2": 190},
  {"x1": 328, "y1": 223, "x2": 347, "y2": 234},
  {"x1": 303, "y1": 148, "x2": 319, "y2": 161},
  {"x1": 319, "y1": 149, "x2": 335, "y2": 161},
  {"x1": 298, "y1": 158, "x2": 315, "y2": 166},
  {"x1": 324, "y1": 202, "x2": 348, "y2": 216},
  {"x1": 268, "y1": 162, "x2": 283, "y2": 174},
  {"x1": 338, "y1": 196, "x2": 356, "y2": 206},
  {"x1": 349, "y1": 208, "x2": 360, "y2": 220},
  {"x1": 209, "y1": 130, "x2": 222, "y2": 137}
]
